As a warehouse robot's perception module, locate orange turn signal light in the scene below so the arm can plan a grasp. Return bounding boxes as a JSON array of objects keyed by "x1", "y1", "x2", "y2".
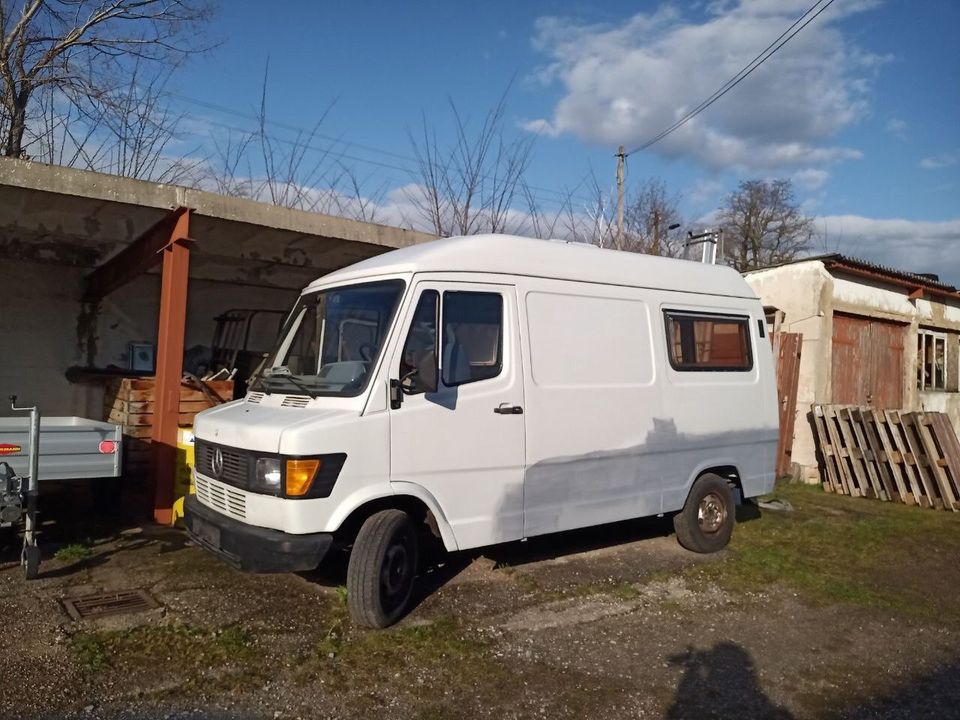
[{"x1": 285, "y1": 458, "x2": 321, "y2": 496}]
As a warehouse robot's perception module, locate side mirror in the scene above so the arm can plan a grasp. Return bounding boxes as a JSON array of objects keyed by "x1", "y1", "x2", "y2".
[{"x1": 391, "y1": 353, "x2": 439, "y2": 409}]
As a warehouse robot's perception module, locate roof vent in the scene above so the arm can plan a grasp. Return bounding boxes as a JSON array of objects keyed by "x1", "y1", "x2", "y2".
[{"x1": 918, "y1": 273, "x2": 940, "y2": 282}]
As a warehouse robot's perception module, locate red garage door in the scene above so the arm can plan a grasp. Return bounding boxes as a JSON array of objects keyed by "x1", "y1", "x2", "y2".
[{"x1": 832, "y1": 313, "x2": 904, "y2": 408}]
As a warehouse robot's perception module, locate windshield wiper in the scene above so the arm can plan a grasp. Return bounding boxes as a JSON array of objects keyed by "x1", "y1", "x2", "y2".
[{"x1": 261, "y1": 366, "x2": 319, "y2": 398}]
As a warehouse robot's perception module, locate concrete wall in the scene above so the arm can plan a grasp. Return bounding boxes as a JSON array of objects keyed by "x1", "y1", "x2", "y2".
[
  {"x1": 745, "y1": 262, "x2": 833, "y2": 479},
  {"x1": 746, "y1": 261, "x2": 960, "y2": 482},
  {"x1": 0, "y1": 257, "x2": 297, "y2": 419}
]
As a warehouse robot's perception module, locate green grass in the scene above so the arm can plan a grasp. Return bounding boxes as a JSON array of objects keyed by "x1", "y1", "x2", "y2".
[
  {"x1": 691, "y1": 482, "x2": 960, "y2": 620},
  {"x1": 70, "y1": 623, "x2": 256, "y2": 677},
  {"x1": 54, "y1": 542, "x2": 92, "y2": 563}
]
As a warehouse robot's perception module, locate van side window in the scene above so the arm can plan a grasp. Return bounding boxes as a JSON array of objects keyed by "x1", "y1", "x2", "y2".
[
  {"x1": 442, "y1": 292, "x2": 503, "y2": 387},
  {"x1": 664, "y1": 311, "x2": 753, "y2": 371},
  {"x1": 399, "y1": 291, "x2": 438, "y2": 394}
]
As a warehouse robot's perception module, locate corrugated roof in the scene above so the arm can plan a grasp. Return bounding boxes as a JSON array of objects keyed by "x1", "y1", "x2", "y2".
[{"x1": 748, "y1": 253, "x2": 958, "y2": 294}]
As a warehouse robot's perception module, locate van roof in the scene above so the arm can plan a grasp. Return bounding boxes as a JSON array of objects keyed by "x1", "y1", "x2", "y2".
[{"x1": 307, "y1": 234, "x2": 757, "y2": 299}]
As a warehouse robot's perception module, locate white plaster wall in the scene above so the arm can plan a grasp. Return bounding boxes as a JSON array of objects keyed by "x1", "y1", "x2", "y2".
[
  {"x1": 745, "y1": 262, "x2": 833, "y2": 479},
  {"x1": 747, "y1": 262, "x2": 960, "y2": 482}
]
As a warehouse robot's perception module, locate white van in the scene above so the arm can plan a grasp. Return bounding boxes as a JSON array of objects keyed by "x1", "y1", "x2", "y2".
[{"x1": 184, "y1": 234, "x2": 779, "y2": 627}]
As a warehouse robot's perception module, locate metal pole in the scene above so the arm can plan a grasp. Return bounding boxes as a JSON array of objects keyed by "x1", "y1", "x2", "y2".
[
  {"x1": 615, "y1": 145, "x2": 625, "y2": 250},
  {"x1": 10, "y1": 395, "x2": 40, "y2": 578}
]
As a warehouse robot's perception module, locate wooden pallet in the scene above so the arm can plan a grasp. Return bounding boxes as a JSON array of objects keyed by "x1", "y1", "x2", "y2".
[
  {"x1": 812, "y1": 404, "x2": 960, "y2": 511},
  {"x1": 103, "y1": 377, "x2": 233, "y2": 473}
]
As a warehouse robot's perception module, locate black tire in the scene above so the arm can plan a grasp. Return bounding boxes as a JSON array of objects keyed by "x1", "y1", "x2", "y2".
[
  {"x1": 346, "y1": 509, "x2": 419, "y2": 628},
  {"x1": 23, "y1": 544, "x2": 40, "y2": 580},
  {"x1": 673, "y1": 473, "x2": 735, "y2": 553}
]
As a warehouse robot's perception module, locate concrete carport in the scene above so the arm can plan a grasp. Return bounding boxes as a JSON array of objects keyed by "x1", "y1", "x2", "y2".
[{"x1": 0, "y1": 158, "x2": 433, "y2": 523}]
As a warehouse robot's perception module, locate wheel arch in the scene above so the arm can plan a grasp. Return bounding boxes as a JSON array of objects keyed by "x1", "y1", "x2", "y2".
[
  {"x1": 331, "y1": 483, "x2": 459, "y2": 552},
  {"x1": 685, "y1": 463, "x2": 744, "y2": 505}
]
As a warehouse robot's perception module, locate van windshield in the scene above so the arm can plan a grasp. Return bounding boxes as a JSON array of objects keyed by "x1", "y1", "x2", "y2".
[{"x1": 252, "y1": 280, "x2": 405, "y2": 398}]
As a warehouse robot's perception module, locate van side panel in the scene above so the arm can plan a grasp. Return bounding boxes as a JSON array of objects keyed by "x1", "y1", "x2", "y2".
[
  {"x1": 657, "y1": 296, "x2": 778, "y2": 511},
  {"x1": 518, "y1": 278, "x2": 778, "y2": 538},
  {"x1": 518, "y1": 278, "x2": 665, "y2": 537}
]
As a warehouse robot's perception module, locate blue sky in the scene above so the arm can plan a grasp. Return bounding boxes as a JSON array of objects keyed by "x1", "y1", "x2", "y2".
[{"x1": 168, "y1": 0, "x2": 960, "y2": 280}]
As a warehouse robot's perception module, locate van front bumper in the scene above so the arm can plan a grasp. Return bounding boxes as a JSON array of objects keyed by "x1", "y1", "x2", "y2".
[{"x1": 184, "y1": 495, "x2": 332, "y2": 573}]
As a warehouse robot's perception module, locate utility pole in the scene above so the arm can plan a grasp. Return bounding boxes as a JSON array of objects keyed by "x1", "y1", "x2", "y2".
[{"x1": 615, "y1": 145, "x2": 625, "y2": 250}]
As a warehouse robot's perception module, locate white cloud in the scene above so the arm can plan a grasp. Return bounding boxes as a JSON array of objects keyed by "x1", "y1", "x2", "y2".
[
  {"x1": 520, "y1": 118, "x2": 559, "y2": 136},
  {"x1": 527, "y1": 1, "x2": 883, "y2": 172},
  {"x1": 792, "y1": 168, "x2": 830, "y2": 192},
  {"x1": 884, "y1": 118, "x2": 907, "y2": 139},
  {"x1": 920, "y1": 152, "x2": 959, "y2": 170},
  {"x1": 815, "y1": 215, "x2": 960, "y2": 283}
]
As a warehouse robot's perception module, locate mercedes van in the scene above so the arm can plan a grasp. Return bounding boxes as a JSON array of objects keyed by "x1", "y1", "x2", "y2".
[{"x1": 184, "y1": 234, "x2": 779, "y2": 627}]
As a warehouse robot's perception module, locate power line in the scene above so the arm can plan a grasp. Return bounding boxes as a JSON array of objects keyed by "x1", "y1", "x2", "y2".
[
  {"x1": 624, "y1": 0, "x2": 838, "y2": 157},
  {"x1": 162, "y1": 89, "x2": 598, "y2": 208}
]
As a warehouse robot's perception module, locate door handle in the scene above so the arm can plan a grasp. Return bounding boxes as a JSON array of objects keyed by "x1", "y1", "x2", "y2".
[{"x1": 494, "y1": 403, "x2": 523, "y2": 415}]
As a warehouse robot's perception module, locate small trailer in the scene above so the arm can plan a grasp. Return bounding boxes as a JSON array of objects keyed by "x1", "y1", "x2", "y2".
[{"x1": 0, "y1": 396, "x2": 122, "y2": 578}]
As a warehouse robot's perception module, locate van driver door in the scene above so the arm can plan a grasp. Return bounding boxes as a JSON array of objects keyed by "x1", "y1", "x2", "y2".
[{"x1": 388, "y1": 281, "x2": 526, "y2": 550}]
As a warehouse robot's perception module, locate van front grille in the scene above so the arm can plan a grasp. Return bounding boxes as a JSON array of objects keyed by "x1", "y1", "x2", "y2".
[
  {"x1": 194, "y1": 440, "x2": 252, "y2": 489},
  {"x1": 195, "y1": 475, "x2": 246, "y2": 520}
]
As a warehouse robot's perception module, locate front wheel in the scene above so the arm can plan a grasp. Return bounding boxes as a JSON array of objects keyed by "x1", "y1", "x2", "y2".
[
  {"x1": 346, "y1": 509, "x2": 419, "y2": 628},
  {"x1": 673, "y1": 473, "x2": 735, "y2": 553}
]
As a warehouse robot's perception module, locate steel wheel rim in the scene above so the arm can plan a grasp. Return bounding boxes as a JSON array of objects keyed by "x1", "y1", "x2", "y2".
[
  {"x1": 380, "y1": 534, "x2": 414, "y2": 610},
  {"x1": 697, "y1": 492, "x2": 727, "y2": 534}
]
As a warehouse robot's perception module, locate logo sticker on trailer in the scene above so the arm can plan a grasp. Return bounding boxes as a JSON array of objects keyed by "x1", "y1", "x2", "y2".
[{"x1": 0, "y1": 444, "x2": 22, "y2": 455}]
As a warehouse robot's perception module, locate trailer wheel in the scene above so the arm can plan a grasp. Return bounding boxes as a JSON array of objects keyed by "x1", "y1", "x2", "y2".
[
  {"x1": 23, "y1": 544, "x2": 40, "y2": 580},
  {"x1": 346, "y1": 509, "x2": 419, "y2": 628},
  {"x1": 673, "y1": 473, "x2": 734, "y2": 554}
]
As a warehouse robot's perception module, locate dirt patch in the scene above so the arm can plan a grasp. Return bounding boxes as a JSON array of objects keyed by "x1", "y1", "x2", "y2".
[{"x1": 1, "y1": 483, "x2": 958, "y2": 719}]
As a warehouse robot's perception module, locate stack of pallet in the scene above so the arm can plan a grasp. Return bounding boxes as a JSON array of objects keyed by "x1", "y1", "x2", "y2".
[
  {"x1": 104, "y1": 377, "x2": 233, "y2": 475},
  {"x1": 811, "y1": 404, "x2": 960, "y2": 511}
]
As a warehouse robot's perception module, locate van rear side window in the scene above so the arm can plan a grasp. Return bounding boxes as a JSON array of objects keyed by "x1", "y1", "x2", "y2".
[{"x1": 664, "y1": 311, "x2": 753, "y2": 371}]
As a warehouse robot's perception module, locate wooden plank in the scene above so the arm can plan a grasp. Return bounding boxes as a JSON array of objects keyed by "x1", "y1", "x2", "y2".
[
  {"x1": 914, "y1": 412, "x2": 958, "y2": 511},
  {"x1": 842, "y1": 407, "x2": 884, "y2": 499},
  {"x1": 851, "y1": 407, "x2": 891, "y2": 501},
  {"x1": 884, "y1": 410, "x2": 925, "y2": 506},
  {"x1": 105, "y1": 399, "x2": 214, "y2": 415},
  {"x1": 834, "y1": 406, "x2": 871, "y2": 497},
  {"x1": 898, "y1": 413, "x2": 937, "y2": 508},
  {"x1": 811, "y1": 405, "x2": 843, "y2": 493},
  {"x1": 823, "y1": 406, "x2": 856, "y2": 496},
  {"x1": 108, "y1": 409, "x2": 199, "y2": 427},
  {"x1": 930, "y1": 414, "x2": 960, "y2": 501},
  {"x1": 115, "y1": 387, "x2": 222, "y2": 403},
  {"x1": 775, "y1": 332, "x2": 802, "y2": 477},
  {"x1": 867, "y1": 409, "x2": 910, "y2": 503}
]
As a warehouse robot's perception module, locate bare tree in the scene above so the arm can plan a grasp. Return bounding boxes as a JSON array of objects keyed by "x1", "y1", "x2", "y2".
[
  {"x1": 406, "y1": 89, "x2": 535, "y2": 237},
  {"x1": 29, "y1": 55, "x2": 204, "y2": 183},
  {"x1": 0, "y1": 0, "x2": 214, "y2": 159},
  {"x1": 718, "y1": 179, "x2": 814, "y2": 271},
  {"x1": 623, "y1": 179, "x2": 685, "y2": 257}
]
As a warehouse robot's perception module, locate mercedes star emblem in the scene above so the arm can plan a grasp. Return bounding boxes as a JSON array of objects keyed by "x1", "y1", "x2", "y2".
[{"x1": 212, "y1": 447, "x2": 224, "y2": 479}]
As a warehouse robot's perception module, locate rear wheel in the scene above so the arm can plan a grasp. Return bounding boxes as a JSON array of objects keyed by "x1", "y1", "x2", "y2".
[
  {"x1": 673, "y1": 473, "x2": 735, "y2": 553},
  {"x1": 346, "y1": 509, "x2": 419, "y2": 628}
]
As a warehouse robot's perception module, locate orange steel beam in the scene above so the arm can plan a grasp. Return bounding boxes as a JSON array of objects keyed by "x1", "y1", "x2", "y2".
[
  {"x1": 151, "y1": 209, "x2": 192, "y2": 525},
  {"x1": 83, "y1": 207, "x2": 191, "y2": 303}
]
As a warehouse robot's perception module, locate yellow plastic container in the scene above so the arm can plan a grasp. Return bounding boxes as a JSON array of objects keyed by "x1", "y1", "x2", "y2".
[{"x1": 171, "y1": 427, "x2": 196, "y2": 526}]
